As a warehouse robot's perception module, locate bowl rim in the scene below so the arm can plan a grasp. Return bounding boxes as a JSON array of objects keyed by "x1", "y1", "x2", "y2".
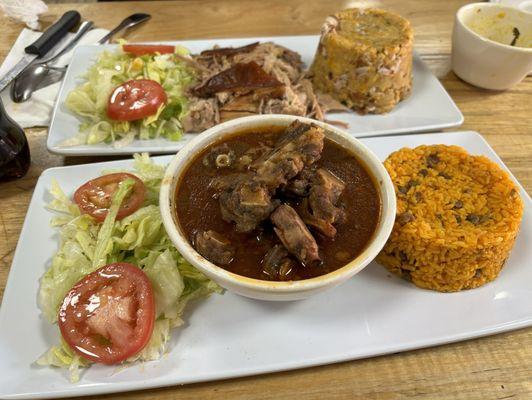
[
  {"x1": 456, "y1": 2, "x2": 532, "y2": 53},
  {"x1": 159, "y1": 114, "x2": 396, "y2": 293}
]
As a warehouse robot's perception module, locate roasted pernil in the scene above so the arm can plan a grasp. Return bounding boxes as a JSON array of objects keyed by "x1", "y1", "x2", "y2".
[
  {"x1": 310, "y1": 8, "x2": 413, "y2": 114},
  {"x1": 181, "y1": 42, "x2": 347, "y2": 132}
]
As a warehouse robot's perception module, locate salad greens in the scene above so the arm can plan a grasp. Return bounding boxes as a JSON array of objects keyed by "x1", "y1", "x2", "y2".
[
  {"x1": 64, "y1": 46, "x2": 196, "y2": 148},
  {"x1": 37, "y1": 154, "x2": 221, "y2": 382}
]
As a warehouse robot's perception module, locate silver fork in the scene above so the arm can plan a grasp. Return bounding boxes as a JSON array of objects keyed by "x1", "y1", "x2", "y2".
[{"x1": 45, "y1": 12, "x2": 152, "y2": 74}]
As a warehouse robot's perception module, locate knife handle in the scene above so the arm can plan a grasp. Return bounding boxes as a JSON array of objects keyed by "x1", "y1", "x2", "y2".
[{"x1": 24, "y1": 11, "x2": 81, "y2": 57}]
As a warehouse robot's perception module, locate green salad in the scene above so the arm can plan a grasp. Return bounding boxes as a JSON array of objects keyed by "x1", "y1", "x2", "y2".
[
  {"x1": 37, "y1": 154, "x2": 221, "y2": 381},
  {"x1": 64, "y1": 46, "x2": 196, "y2": 147}
]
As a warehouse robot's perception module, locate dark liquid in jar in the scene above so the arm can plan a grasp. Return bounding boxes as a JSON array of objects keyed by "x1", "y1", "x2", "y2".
[{"x1": 0, "y1": 101, "x2": 30, "y2": 181}]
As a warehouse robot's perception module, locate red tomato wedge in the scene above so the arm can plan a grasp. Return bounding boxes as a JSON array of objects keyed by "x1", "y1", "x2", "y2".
[
  {"x1": 58, "y1": 263, "x2": 155, "y2": 365},
  {"x1": 107, "y1": 79, "x2": 167, "y2": 121},
  {"x1": 122, "y1": 44, "x2": 175, "y2": 56},
  {"x1": 73, "y1": 172, "x2": 146, "y2": 222}
]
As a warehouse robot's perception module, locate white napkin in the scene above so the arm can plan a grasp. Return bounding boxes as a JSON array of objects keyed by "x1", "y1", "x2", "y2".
[
  {"x1": 0, "y1": 0, "x2": 48, "y2": 30},
  {"x1": 0, "y1": 27, "x2": 109, "y2": 128}
]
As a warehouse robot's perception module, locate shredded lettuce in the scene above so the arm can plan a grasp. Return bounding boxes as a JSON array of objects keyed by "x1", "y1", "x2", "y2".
[
  {"x1": 37, "y1": 153, "x2": 222, "y2": 381},
  {"x1": 36, "y1": 338, "x2": 90, "y2": 383},
  {"x1": 63, "y1": 46, "x2": 196, "y2": 147},
  {"x1": 92, "y1": 178, "x2": 135, "y2": 269}
]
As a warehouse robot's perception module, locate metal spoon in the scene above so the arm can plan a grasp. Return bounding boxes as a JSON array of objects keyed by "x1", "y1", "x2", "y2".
[
  {"x1": 11, "y1": 21, "x2": 94, "y2": 103},
  {"x1": 11, "y1": 13, "x2": 152, "y2": 103}
]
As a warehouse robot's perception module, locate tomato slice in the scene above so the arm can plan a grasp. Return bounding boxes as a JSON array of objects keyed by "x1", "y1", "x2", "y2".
[
  {"x1": 107, "y1": 79, "x2": 167, "y2": 121},
  {"x1": 122, "y1": 44, "x2": 175, "y2": 56},
  {"x1": 58, "y1": 263, "x2": 155, "y2": 365},
  {"x1": 73, "y1": 173, "x2": 146, "y2": 222}
]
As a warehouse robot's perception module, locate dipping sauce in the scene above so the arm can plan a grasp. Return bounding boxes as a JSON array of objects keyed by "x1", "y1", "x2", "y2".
[{"x1": 174, "y1": 122, "x2": 381, "y2": 281}]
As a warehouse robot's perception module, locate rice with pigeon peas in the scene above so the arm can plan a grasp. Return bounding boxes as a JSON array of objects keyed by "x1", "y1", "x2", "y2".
[{"x1": 376, "y1": 144, "x2": 523, "y2": 292}]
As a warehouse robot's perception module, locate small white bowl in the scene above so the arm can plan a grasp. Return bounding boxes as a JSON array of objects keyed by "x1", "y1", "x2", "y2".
[
  {"x1": 160, "y1": 115, "x2": 396, "y2": 301},
  {"x1": 452, "y1": 2, "x2": 532, "y2": 90}
]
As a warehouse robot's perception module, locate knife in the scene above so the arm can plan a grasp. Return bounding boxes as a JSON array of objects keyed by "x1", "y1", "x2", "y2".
[{"x1": 0, "y1": 10, "x2": 81, "y2": 93}]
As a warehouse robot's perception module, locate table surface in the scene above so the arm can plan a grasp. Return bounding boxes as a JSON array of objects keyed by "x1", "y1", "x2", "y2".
[{"x1": 1, "y1": 0, "x2": 531, "y2": 399}]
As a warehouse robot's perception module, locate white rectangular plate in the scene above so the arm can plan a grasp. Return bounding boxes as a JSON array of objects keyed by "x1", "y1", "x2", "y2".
[
  {"x1": 2, "y1": 131, "x2": 529, "y2": 399},
  {"x1": 47, "y1": 35, "x2": 463, "y2": 156}
]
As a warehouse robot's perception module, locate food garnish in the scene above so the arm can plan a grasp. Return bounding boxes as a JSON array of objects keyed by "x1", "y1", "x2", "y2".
[
  {"x1": 122, "y1": 44, "x2": 175, "y2": 56},
  {"x1": 58, "y1": 262, "x2": 155, "y2": 365},
  {"x1": 73, "y1": 172, "x2": 146, "y2": 222},
  {"x1": 64, "y1": 46, "x2": 195, "y2": 147},
  {"x1": 37, "y1": 154, "x2": 221, "y2": 381},
  {"x1": 107, "y1": 79, "x2": 167, "y2": 121}
]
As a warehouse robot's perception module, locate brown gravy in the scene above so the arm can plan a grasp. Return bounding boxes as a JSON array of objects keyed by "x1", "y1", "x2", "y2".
[{"x1": 174, "y1": 126, "x2": 381, "y2": 280}]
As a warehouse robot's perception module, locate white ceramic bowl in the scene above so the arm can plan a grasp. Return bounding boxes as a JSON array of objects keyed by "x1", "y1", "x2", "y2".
[
  {"x1": 452, "y1": 2, "x2": 532, "y2": 90},
  {"x1": 160, "y1": 115, "x2": 396, "y2": 301}
]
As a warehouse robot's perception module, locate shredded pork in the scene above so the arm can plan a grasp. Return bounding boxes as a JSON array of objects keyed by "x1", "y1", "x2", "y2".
[{"x1": 182, "y1": 42, "x2": 341, "y2": 132}]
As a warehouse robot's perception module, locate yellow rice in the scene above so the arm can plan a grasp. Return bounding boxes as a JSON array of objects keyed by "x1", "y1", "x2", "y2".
[{"x1": 376, "y1": 144, "x2": 524, "y2": 292}]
